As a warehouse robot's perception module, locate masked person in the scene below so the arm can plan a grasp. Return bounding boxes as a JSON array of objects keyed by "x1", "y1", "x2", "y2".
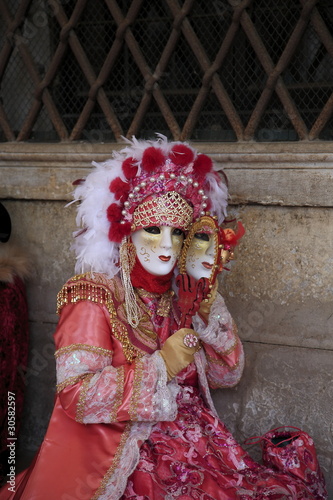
[{"x1": 1, "y1": 137, "x2": 326, "y2": 500}]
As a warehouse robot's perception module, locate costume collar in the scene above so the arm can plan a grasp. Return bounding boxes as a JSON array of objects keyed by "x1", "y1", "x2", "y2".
[{"x1": 130, "y1": 257, "x2": 173, "y2": 294}]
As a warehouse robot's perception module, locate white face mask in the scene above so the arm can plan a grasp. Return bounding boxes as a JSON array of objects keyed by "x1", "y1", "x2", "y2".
[
  {"x1": 185, "y1": 229, "x2": 215, "y2": 281},
  {"x1": 131, "y1": 226, "x2": 184, "y2": 276}
]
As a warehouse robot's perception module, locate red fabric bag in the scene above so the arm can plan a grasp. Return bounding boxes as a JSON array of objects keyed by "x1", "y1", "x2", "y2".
[{"x1": 251, "y1": 426, "x2": 327, "y2": 500}]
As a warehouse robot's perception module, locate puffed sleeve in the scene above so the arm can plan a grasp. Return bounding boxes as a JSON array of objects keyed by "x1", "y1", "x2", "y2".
[
  {"x1": 54, "y1": 299, "x2": 179, "y2": 425},
  {"x1": 192, "y1": 293, "x2": 244, "y2": 389}
]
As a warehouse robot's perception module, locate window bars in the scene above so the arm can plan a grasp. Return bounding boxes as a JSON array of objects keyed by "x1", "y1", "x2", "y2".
[{"x1": 0, "y1": 0, "x2": 333, "y2": 142}]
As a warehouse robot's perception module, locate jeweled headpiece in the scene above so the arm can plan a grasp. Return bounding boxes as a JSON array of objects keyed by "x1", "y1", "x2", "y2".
[
  {"x1": 132, "y1": 192, "x2": 193, "y2": 231},
  {"x1": 72, "y1": 135, "x2": 228, "y2": 278}
]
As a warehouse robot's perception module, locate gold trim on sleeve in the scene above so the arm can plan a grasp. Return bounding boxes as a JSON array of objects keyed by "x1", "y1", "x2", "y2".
[
  {"x1": 75, "y1": 373, "x2": 95, "y2": 423},
  {"x1": 110, "y1": 316, "x2": 142, "y2": 363},
  {"x1": 55, "y1": 343, "x2": 113, "y2": 359},
  {"x1": 91, "y1": 423, "x2": 132, "y2": 500},
  {"x1": 129, "y1": 358, "x2": 144, "y2": 422},
  {"x1": 110, "y1": 366, "x2": 125, "y2": 423},
  {"x1": 56, "y1": 374, "x2": 85, "y2": 393},
  {"x1": 205, "y1": 353, "x2": 240, "y2": 371}
]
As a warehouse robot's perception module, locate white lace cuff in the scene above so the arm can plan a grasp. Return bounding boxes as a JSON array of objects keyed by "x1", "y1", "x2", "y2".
[
  {"x1": 135, "y1": 351, "x2": 179, "y2": 422},
  {"x1": 192, "y1": 293, "x2": 236, "y2": 353}
]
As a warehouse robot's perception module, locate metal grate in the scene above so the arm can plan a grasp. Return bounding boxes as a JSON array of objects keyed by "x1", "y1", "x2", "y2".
[{"x1": 1, "y1": 0, "x2": 333, "y2": 142}]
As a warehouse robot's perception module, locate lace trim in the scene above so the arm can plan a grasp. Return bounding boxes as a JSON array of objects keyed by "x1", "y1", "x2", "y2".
[
  {"x1": 193, "y1": 293, "x2": 237, "y2": 354},
  {"x1": 56, "y1": 374, "x2": 84, "y2": 393},
  {"x1": 194, "y1": 350, "x2": 218, "y2": 416},
  {"x1": 110, "y1": 366, "x2": 125, "y2": 423},
  {"x1": 129, "y1": 358, "x2": 144, "y2": 421},
  {"x1": 205, "y1": 352, "x2": 241, "y2": 370},
  {"x1": 207, "y1": 350, "x2": 245, "y2": 389},
  {"x1": 76, "y1": 374, "x2": 94, "y2": 423},
  {"x1": 91, "y1": 423, "x2": 133, "y2": 500},
  {"x1": 55, "y1": 343, "x2": 113, "y2": 359},
  {"x1": 150, "y1": 352, "x2": 179, "y2": 421},
  {"x1": 95, "y1": 422, "x2": 153, "y2": 500}
]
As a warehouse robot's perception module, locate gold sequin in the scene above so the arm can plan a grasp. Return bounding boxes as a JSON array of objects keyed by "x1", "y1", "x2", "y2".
[
  {"x1": 205, "y1": 353, "x2": 240, "y2": 371},
  {"x1": 75, "y1": 373, "x2": 94, "y2": 423},
  {"x1": 129, "y1": 358, "x2": 144, "y2": 422},
  {"x1": 56, "y1": 374, "x2": 84, "y2": 393},
  {"x1": 55, "y1": 343, "x2": 113, "y2": 359},
  {"x1": 110, "y1": 317, "x2": 142, "y2": 363},
  {"x1": 133, "y1": 191, "x2": 193, "y2": 231},
  {"x1": 56, "y1": 273, "x2": 117, "y2": 318},
  {"x1": 91, "y1": 423, "x2": 132, "y2": 500},
  {"x1": 136, "y1": 288, "x2": 174, "y2": 318},
  {"x1": 109, "y1": 366, "x2": 125, "y2": 423}
]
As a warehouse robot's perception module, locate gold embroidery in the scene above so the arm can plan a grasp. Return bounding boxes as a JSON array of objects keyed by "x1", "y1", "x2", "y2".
[
  {"x1": 91, "y1": 423, "x2": 132, "y2": 500},
  {"x1": 135, "y1": 288, "x2": 174, "y2": 319},
  {"x1": 57, "y1": 273, "x2": 154, "y2": 363},
  {"x1": 207, "y1": 364, "x2": 241, "y2": 389},
  {"x1": 156, "y1": 291, "x2": 174, "y2": 317},
  {"x1": 113, "y1": 276, "x2": 123, "y2": 303},
  {"x1": 216, "y1": 334, "x2": 238, "y2": 357},
  {"x1": 136, "y1": 323, "x2": 157, "y2": 342},
  {"x1": 133, "y1": 191, "x2": 193, "y2": 231},
  {"x1": 75, "y1": 373, "x2": 94, "y2": 423},
  {"x1": 205, "y1": 353, "x2": 240, "y2": 371},
  {"x1": 55, "y1": 343, "x2": 113, "y2": 359},
  {"x1": 56, "y1": 374, "x2": 85, "y2": 393},
  {"x1": 129, "y1": 358, "x2": 144, "y2": 421},
  {"x1": 110, "y1": 317, "x2": 142, "y2": 363},
  {"x1": 110, "y1": 366, "x2": 125, "y2": 423},
  {"x1": 56, "y1": 273, "x2": 117, "y2": 318}
]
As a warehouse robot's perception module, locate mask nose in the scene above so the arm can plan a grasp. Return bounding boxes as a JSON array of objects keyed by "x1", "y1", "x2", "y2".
[
  {"x1": 206, "y1": 237, "x2": 215, "y2": 258},
  {"x1": 160, "y1": 227, "x2": 172, "y2": 250}
]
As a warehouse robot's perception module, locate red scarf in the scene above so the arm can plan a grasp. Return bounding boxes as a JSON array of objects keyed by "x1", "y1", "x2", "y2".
[{"x1": 130, "y1": 257, "x2": 173, "y2": 294}]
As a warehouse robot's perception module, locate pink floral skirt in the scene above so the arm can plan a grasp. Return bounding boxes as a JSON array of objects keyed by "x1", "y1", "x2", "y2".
[{"x1": 122, "y1": 386, "x2": 326, "y2": 500}]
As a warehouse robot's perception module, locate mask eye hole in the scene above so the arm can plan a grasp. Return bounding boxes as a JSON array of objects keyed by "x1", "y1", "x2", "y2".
[
  {"x1": 173, "y1": 228, "x2": 184, "y2": 237},
  {"x1": 194, "y1": 232, "x2": 209, "y2": 241},
  {"x1": 144, "y1": 226, "x2": 160, "y2": 234}
]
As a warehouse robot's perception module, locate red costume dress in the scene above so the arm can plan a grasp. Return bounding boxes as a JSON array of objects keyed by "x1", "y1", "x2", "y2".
[{"x1": 0, "y1": 271, "x2": 326, "y2": 500}]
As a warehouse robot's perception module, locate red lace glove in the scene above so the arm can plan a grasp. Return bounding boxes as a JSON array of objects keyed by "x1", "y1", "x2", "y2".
[{"x1": 175, "y1": 274, "x2": 210, "y2": 329}]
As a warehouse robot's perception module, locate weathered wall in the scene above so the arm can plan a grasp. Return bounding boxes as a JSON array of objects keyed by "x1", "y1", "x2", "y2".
[{"x1": 1, "y1": 141, "x2": 332, "y2": 492}]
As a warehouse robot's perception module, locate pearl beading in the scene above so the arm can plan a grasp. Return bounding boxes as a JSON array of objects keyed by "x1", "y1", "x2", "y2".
[{"x1": 119, "y1": 170, "x2": 209, "y2": 228}]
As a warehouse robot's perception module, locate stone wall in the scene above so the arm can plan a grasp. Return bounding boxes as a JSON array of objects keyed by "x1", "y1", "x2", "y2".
[{"x1": 1, "y1": 141, "x2": 332, "y2": 493}]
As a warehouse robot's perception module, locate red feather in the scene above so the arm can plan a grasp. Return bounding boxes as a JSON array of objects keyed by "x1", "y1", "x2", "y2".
[
  {"x1": 107, "y1": 203, "x2": 122, "y2": 222},
  {"x1": 141, "y1": 147, "x2": 165, "y2": 173},
  {"x1": 122, "y1": 157, "x2": 138, "y2": 180},
  {"x1": 72, "y1": 178, "x2": 86, "y2": 186},
  {"x1": 193, "y1": 154, "x2": 213, "y2": 177},
  {"x1": 109, "y1": 177, "x2": 129, "y2": 201},
  {"x1": 108, "y1": 222, "x2": 131, "y2": 243},
  {"x1": 170, "y1": 144, "x2": 194, "y2": 166},
  {"x1": 222, "y1": 221, "x2": 245, "y2": 247}
]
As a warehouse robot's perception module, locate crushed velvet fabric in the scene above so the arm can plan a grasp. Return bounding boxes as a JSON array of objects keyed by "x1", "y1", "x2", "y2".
[{"x1": 0, "y1": 244, "x2": 30, "y2": 486}]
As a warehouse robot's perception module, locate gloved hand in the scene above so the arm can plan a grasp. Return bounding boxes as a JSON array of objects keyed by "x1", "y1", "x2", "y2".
[
  {"x1": 175, "y1": 274, "x2": 210, "y2": 328},
  {"x1": 159, "y1": 328, "x2": 201, "y2": 381},
  {"x1": 198, "y1": 281, "x2": 218, "y2": 323}
]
